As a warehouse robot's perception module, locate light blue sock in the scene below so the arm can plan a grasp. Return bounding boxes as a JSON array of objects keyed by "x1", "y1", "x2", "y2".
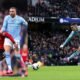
[
  {"x1": 5, "y1": 52, "x2": 12, "y2": 71},
  {"x1": 68, "y1": 51, "x2": 80, "y2": 60}
]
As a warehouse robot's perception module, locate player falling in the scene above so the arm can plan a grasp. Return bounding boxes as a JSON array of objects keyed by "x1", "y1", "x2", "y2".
[{"x1": 60, "y1": 23, "x2": 80, "y2": 61}]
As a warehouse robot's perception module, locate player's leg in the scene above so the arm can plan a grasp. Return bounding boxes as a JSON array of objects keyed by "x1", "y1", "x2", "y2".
[
  {"x1": 14, "y1": 40, "x2": 26, "y2": 77},
  {"x1": 4, "y1": 38, "x2": 13, "y2": 73},
  {"x1": 14, "y1": 51, "x2": 26, "y2": 77},
  {"x1": 24, "y1": 61, "x2": 28, "y2": 76},
  {"x1": 0, "y1": 50, "x2": 5, "y2": 76},
  {"x1": 64, "y1": 47, "x2": 80, "y2": 61},
  {"x1": 67, "y1": 51, "x2": 79, "y2": 60},
  {"x1": 0, "y1": 60, "x2": 3, "y2": 76}
]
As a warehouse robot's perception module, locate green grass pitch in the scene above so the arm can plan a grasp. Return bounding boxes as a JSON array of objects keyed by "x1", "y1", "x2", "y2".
[{"x1": 1, "y1": 66, "x2": 80, "y2": 80}]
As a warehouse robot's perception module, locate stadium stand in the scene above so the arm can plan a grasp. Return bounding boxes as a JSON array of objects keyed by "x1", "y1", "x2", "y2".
[
  {"x1": 25, "y1": 0, "x2": 80, "y2": 17},
  {"x1": 0, "y1": 0, "x2": 80, "y2": 66},
  {"x1": 28, "y1": 31, "x2": 80, "y2": 65}
]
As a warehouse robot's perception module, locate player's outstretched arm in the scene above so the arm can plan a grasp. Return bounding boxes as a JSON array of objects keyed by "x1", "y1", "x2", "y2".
[{"x1": 60, "y1": 31, "x2": 75, "y2": 48}]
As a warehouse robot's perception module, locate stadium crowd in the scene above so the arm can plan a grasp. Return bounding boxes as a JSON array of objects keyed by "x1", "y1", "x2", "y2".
[
  {"x1": 28, "y1": 31, "x2": 80, "y2": 65},
  {"x1": 23, "y1": 0, "x2": 80, "y2": 17},
  {"x1": 0, "y1": 0, "x2": 80, "y2": 18},
  {"x1": 0, "y1": 0, "x2": 80, "y2": 67}
]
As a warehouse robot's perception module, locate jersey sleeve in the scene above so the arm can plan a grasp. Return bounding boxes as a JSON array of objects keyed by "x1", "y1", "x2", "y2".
[
  {"x1": 3, "y1": 32, "x2": 15, "y2": 43},
  {"x1": 1, "y1": 16, "x2": 8, "y2": 32},
  {"x1": 62, "y1": 31, "x2": 75, "y2": 47},
  {"x1": 21, "y1": 17, "x2": 28, "y2": 29}
]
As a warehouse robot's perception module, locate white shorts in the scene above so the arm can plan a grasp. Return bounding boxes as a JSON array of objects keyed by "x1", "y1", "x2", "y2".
[{"x1": 4, "y1": 38, "x2": 20, "y2": 49}]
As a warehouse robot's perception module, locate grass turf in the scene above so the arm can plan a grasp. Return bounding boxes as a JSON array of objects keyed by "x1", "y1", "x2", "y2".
[{"x1": 1, "y1": 66, "x2": 80, "y2": 80}]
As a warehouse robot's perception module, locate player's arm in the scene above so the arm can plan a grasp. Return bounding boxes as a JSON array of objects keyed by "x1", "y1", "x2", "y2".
[
  {"x1": 3, "y1": 32, "x2": 18, "y2": 48},
  {"x1": 1, "y1": 16, "x2": 8, "y2": 32},
  {"x1": 60, "y1": 31, "x2": 75, "y2": 48},
  {"x1": 3, "y1": 32, "x2": 15, "y2": 44},
  {"x1": 21, "y1": 17, "x2": 28, "y2": 29}
]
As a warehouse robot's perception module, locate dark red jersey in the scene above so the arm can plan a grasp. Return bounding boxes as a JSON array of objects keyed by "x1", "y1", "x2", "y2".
[
  {"x1": 0, "y1": 32, "x2": 15, "y2": 49},
  {"x1": 20, "y1": 48, "x2": 28, "y2": 62}
]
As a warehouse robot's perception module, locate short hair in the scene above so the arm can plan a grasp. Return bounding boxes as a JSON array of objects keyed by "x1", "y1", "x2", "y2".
[
  {"x1": 71, "y1": 23, "x2": 77, "y2": 26},
  {"x1": 9, "y1": 7, "x2": 17, "y2": 10}
]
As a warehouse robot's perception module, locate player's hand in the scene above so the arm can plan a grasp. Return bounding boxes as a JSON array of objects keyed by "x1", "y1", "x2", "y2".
[
  {"x1": 60, "y1": 44, "x2": 64, "y2": 49},
  {"x1": 14, "y1": 43, "x2": 18, "y2": 49}
]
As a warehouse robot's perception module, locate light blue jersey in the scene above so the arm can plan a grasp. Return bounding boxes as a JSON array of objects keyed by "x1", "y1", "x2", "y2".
[
  {"x1": 1, "y1": 15, "x2": 28, "y2": 41},
  {"x1": 62, "y1": 31, "x2": 80, "y2": 47}
]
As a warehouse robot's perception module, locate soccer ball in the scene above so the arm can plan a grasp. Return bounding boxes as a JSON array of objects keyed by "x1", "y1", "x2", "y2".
[{"x1": 32, "y1": 63, "x2": 39, "y2": 70}]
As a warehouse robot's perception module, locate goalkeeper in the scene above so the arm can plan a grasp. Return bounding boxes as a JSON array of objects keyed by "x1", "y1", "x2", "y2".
[{"x1": 60, "y1": 23, "x2": 80, "y2": 61}]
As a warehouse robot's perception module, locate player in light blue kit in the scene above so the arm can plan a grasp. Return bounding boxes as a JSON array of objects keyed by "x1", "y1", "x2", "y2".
[
  {"x1": 60, "y1": 23, "x2": 80, "y2": 62},
  {"x1": 0, "y1": 7, "x2": 28, "y2": 75}
]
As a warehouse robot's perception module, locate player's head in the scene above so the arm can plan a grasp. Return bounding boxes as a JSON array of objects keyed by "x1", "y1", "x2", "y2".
[
  {"x1": 9, "y1": 7, "x2": 17, "y2": 17},
  {"x1": 22, "y1": 44, "x2": 28, "y2": 51},
  {"x1": 70, "y1": 23, "x2": 78, "y2": 31}
]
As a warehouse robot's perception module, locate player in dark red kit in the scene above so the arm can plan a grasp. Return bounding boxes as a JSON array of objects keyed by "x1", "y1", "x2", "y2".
[
  {"x1": 0, "y1": 31, "x2": 16, "y2": 76},
  {"x1": 20, "y1": 44, "x2": 28, "y2": 63},
  {"x1": 0, "y1": 32, "x2": 16, "y2": 50}
]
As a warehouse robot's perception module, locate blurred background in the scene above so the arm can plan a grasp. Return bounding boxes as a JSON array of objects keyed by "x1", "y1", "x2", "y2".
[{"x1": 0, "y1": 0, "x2": 80, "y2": 66}]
